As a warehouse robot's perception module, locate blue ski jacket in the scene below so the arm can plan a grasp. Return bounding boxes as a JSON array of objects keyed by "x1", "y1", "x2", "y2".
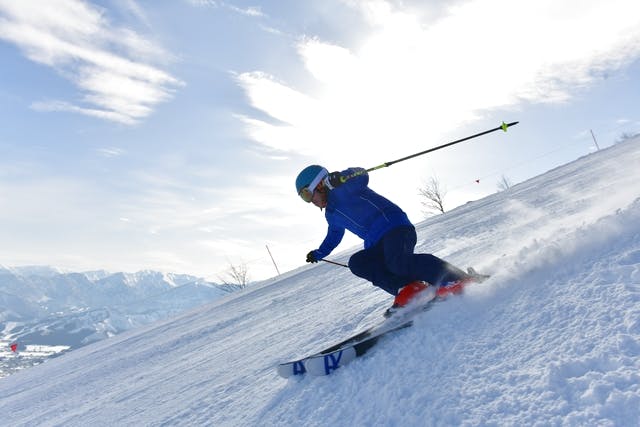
[{"x1": 313, "y1": 167, "x2": 412, "y2": 259}]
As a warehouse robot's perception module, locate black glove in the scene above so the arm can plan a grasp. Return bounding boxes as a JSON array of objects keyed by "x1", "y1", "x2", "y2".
[
  {"x1": 306, "y1": 250, "x2": 319, "y2": 263},
  {"x1": 324, "y1": 171, "x2": 343, "y2": 189}
]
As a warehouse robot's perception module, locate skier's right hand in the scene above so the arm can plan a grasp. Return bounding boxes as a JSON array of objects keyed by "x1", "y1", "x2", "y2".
[{"x1": 306, "y1": 250, "x2": 319, "y2": 263}]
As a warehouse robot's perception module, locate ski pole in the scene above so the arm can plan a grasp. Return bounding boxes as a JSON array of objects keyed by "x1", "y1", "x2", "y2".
[
  {"x1": 321, "y1": 258, "x2": 348, "y2": 268},
  {"x1": 341, "y1": 121, "x2": 519, "y2": 182}
]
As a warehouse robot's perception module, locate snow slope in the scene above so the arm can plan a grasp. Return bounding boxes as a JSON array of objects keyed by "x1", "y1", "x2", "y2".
[{"x1": 0, "y1": 137, "x2": 639, "y2": 426}]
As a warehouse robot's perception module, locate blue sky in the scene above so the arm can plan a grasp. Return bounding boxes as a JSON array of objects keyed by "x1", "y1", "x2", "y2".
[{"x1": 1, "y1": 0, "x2": 639, "y2": 281}]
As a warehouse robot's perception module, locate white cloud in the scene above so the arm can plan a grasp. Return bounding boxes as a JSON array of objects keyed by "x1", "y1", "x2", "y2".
[
  {"x1": 234, "y1": 71, "x2": 324, "y2": 154},
  {"x1": 185, "y1": 0, "x2": 219, "y2": 7},
  {"x1": 31, "y1": 100, "x2": 140, "y2": 125},
  {"x1": 185, "y1": 0, "x2": 266, "y2": 18},
  {"x1": 236, "y1": 71, "x2": 319, "y2": 126},
  {"x1": 236, "y1": 0, "x2": 640, "y2": 162},
  {"x1": 97, "y1": 147, "x2": 126, "y2": 158},
  {"x1": 0, "y1": 0, "x2": 183, "y2": 124},
  {"x1": 228, "y1": 5, "x2": 265, "y2": 18},
  {"x1": 115, "y1": 0, "x2": 152, "y2": 29}
]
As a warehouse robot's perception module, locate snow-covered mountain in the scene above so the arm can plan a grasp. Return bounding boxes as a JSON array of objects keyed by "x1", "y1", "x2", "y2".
[
  {"x1": 0, "y1": 137, "x2": 639, "y2": 426},
  {"x1": 0, "y1": 269, "x2": 238, "y2": 377}
]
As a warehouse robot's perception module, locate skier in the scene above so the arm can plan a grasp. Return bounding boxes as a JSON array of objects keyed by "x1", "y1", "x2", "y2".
[{"x1": 296, "y1": 165, "x2": 475, "y2": 315}]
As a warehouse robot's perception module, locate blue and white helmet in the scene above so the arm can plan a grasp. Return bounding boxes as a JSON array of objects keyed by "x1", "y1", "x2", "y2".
[{"x1": 295, "y1": 165, "x2": 328, "y2": 196}]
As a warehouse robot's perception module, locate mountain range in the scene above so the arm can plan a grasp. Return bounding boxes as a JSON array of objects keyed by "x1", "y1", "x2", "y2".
[{"x1": 0, "y1": 267, "x2": 238, "y2": 377}]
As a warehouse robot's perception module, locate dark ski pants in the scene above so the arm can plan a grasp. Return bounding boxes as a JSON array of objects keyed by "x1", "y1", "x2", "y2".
[{"x1": 348, "y1": 225, "x2": 468, "y2": 296}]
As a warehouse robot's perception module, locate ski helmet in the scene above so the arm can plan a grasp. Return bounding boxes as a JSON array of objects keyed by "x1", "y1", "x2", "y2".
[{"x1": 295, "y1": 165, "x2": 328, "y2": 201}]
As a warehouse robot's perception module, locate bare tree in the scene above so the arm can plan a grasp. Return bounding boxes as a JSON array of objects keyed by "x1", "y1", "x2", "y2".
[
  {"x1": 219, "y1": 261, "x2": 250, "y2": 289},
  {"x1": 497, "y1": 175, "x2": 512, "y2": 191},
  {"x1": 419, "y1": 176, "x2": 447, "y2": 216}
]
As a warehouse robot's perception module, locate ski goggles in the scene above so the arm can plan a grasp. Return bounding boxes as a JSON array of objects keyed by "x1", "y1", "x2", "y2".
[
  {"x1": 298, "y1": 169, "x2": 327, "y2": 203},
  {"x1": 298, "y1": 187, "x2": 316, "y2": 203},
  {"x1": 298, "y1": 186, "x2": 315, "y2": 203}
]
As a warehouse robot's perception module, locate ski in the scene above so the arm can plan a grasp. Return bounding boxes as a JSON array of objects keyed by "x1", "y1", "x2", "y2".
[
  {"x1": 303, "y1": 320, "x2": 413, "y2": 376},
  {"x1": 276, "y1": 322, "x2": 387, "y2": 378},
  {"x1": 276, "y1": 315, "x2": 416, "y2": 378},
  {"x1": 277, "y1": 268, "x2": 489, "y2": 378},
  {"x1": 276, "y1": 288, "x2": 438, "y2": 379}
]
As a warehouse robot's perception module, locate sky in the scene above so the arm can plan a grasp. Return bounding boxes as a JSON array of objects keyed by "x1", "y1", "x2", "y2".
[{"x1": 1, "y1": 0, "x2": 640, "y2": 281}]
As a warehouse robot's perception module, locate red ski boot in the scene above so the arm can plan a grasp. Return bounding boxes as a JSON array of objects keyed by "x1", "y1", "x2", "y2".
[
  {"x1": 436, "y1": 268, "x2": 490, "y2": 298},
  {"x1": 435, "y1": 277, "x2": 472, "y2": 298},
  {"x1": 384, "y1": 281, "x2": 433, "y2": 317}
]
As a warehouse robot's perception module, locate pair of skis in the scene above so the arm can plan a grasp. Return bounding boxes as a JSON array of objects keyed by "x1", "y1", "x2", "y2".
[
  {"x1": 277, "y1": 270, "x2": 488, "y2": 378},
  {"x1": 277, "y1": 312, "x2": 417, "y2": 378}
]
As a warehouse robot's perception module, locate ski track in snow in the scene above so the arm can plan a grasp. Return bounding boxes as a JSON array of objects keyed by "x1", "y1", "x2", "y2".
[{"x1": 0, "y1": 137, "x2": 639, "y2": 426}]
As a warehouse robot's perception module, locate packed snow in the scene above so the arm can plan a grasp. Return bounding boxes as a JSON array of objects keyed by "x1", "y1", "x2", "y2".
[{"x1": 0, "y1": 137, "x2": 639, "y2": 426}]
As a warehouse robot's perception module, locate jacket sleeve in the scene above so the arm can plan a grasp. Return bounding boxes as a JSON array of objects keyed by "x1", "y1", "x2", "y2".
[
  {"x1": 313, "y1": 167, "x2": 364, "y2": 258},
  {"x1": 315, "y1": 224, "x2": 345, "y2": 259}
]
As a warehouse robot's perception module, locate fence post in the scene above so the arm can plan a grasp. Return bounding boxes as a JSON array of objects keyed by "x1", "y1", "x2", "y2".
[
  {"x1": 265, "y1": 245, "x2": 281, "y2": 276},
  {"x1": 590, "y1": 129, "x2": 601, "y2": 151}
]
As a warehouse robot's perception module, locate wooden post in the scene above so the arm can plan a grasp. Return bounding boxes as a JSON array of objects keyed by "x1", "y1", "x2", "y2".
[
  {"x1": 265, "y1": 245, "x2": 280, "y2": 276},
  {"x1": 590, "y1": 129, "x2": 601, "y2": 151}
]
